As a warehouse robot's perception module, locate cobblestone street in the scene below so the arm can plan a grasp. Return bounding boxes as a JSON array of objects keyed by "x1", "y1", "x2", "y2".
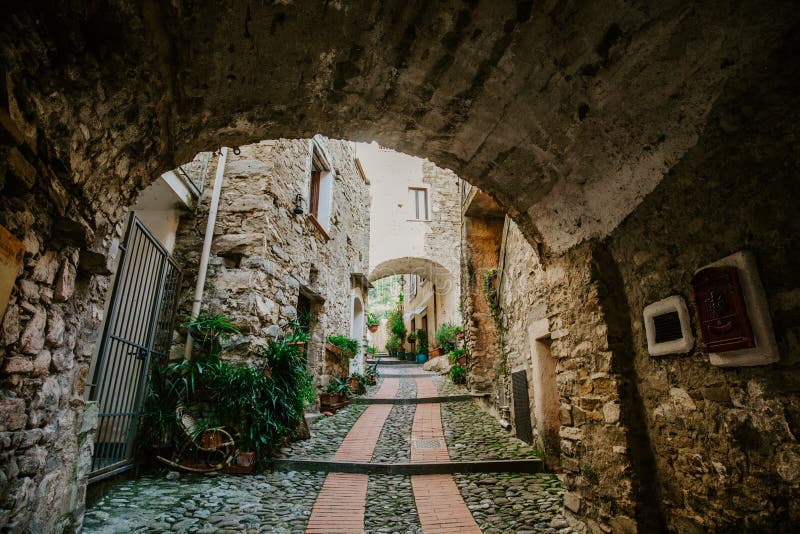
[{"x1": 84, "y1": 362, "x2": 573, "y2": 533}]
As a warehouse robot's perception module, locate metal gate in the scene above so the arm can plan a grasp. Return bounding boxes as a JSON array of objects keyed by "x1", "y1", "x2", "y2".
[
  {"x1": 87, "y1": 215, "x2": 182, "y2": 481},
  {"x1": 511, "y1": 370, "x2": 534, "y2": 444}
]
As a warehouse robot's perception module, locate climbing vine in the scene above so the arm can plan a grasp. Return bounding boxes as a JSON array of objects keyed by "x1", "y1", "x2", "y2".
[{"x1": 482, "y1": 269, "x2": 509, "y2": 378}]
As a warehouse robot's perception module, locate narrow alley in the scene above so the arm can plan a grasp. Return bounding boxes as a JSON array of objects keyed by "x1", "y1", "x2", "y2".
[{"x1": 84, "y1": 359, "x2": 568, "y2": 533}]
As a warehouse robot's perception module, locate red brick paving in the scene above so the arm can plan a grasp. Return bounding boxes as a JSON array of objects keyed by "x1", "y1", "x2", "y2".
[
  {"x1": 411, "y1": 375, "x2": 481, "y2": 533},
  {"x1": 306, "y1": 378, "x2": 399, "y2": 533},
  {"x1": 306, "y1": 372, "x2": 480, "y2": 534}
]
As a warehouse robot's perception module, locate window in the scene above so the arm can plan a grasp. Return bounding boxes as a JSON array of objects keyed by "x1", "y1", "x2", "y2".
[
  {"x1": 308, "y1": 138, "x2": 333, "y2": 236},
  {"x1": 409, "y1": 187, "x2": 428, "y2": 220},
  {"x1": 310, "y1": 168, "x2": 321, "y2": 218}
]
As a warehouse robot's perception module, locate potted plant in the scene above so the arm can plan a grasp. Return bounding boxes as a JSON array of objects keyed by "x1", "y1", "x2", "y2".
[
  {"x1": 388, "y1": 308, "x2": 407, "y2": 359},
  {"x1": 326, "y1": 335, "x2": 359, "y2": 361},
  {"x1": 435, "y1": 322, "x2": 462, "y2": 355},
  {"x1": 365, "y1": 364, "x2": 378, "y2": 385},
  {"x1": 450, "y1": 348, "x2": 467, "y2": 366},
  {"x1": 325, "y1": 376, "x2": 351, "y2": 403},
  {"x1": 407, "y1": 332, "x2": 417, "y2": 354},
  {"x1": 348, "y1": 373, "x2": 367, "y2": 395},
  {"x1": 449, "y1": 364, "x2": 467, "y2": 385},
  {"x1": 367, "y1": 312, "x2": 380, "y2": 333},
  {"x1": 184, "y1": 313, "x2": 241, "y2": 357},
  {"x1": 416, "y1": 330, "x2": 428, "y2": 355}
]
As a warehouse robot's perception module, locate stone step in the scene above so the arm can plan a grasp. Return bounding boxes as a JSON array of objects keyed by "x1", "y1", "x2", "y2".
[
  {"x1": 366, "y1": 359, "x2": 415, "y2": 366},
  {"x1": 271, "y1": 458, "x2": 545, "y2": 475},
  {"x1": 350, "y1": 394, "x2": 487, "y2": 405}
]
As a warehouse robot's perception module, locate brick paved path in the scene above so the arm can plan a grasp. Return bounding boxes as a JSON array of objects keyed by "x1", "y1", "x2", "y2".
[
  {"x1": 410, "y1": 375, "x2": 481, "y2": 533},
  {"x1": 84, "y1": 362, "x2": 572, "y2": 533},
  {"x1": 306, "y1": 378, "x2": 400, "y2": 533}
]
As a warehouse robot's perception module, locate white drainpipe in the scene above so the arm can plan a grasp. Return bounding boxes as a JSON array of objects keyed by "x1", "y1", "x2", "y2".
[{"x1": 184, "y1": 147, "x2": 228, "y2": 359}]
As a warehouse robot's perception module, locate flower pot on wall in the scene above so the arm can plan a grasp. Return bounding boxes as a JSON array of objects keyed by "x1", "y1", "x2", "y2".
[{"x1": 368, "y1": 324, "x2": 379, "y2": 333}]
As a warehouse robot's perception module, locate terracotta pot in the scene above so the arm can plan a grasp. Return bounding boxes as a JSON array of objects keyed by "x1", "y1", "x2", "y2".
[
  {"x1": 320, "y1": 392, "x2": 338, "y2": 406},
  {"x1": 429, "y1": 348, "x2": 443, "y2": 358},
  {"x1": 457, "y1": 355, "x2": 467, "y2": 366},
  {"x1": 368, "y1": 324, "x2": 379, "y2": 333},
  {"x1": 236, "y1": 451, "x2": 256, "y2": 468}
]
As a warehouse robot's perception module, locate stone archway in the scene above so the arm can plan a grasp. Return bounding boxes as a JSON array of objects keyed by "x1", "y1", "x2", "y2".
[{"x1": 2, "y1": 2, "x2": 799, "y2": 532}]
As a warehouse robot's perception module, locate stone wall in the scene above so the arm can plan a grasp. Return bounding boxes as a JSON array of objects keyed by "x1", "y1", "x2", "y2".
[
  {"x1": 460, "y1": 214, "x2": 504, "y2": 393},
  {"x1": 603, "y1": 31, "x2": 800, "y2": 531},
  {"x1": 0, "y1": 96, "x2": 105, "y2": 531},
  {"x1": 172, "y1": 137, "x2": 371, "y2": 378},
  {"x1": 468, "y1": 28, "x2": 800, "y2": 533},
  {"x1": 421, "y1": 161, "x2": 462, "y2": 309}
]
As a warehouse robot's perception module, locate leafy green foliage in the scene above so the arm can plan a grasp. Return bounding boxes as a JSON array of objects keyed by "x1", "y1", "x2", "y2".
[
  {"x1": 385, "y1": 336, "x2": 400, "y2": 356},
  {"x1": 349, "y1": 372, "x2": 368, "y2": 394},
  {"x1": 435, "y1": 322, "x2": 462, "y2": 354},
  {"x1": 184, "y1": 313, "x2": 241, "y2": 341},
  {"x1": 367, "y1": 275, "x2": 401, "y2": 321},
  {"x1": 325, "y1": 376, "x2": 351, "y2": 396},
  {"x1": 366, "y1": 346, "x2": 377, "y2": 355},
  {"x1": 449, "y1": 348, "x2": 466, "y2": 364},
  {"x1": 367, "y1": 312, "x2": 380, "y2": 327},
  {"x1": 449, "y1": 364, "x2": 467, "y2": 384},
  {"x1": 416, "y1": 329, "x2": 429, "y2": 355},
  {"x1": 327, "y1": 335, "x2": 359, "y2": 356},
  {"x1": 141, "y1": 320, "x2": 314, "y2": 467}
]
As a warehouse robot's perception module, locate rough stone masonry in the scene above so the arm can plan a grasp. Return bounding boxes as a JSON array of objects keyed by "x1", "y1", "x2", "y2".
[{"x1": 0, "y1": 1, "x2": 799, "y2": 532}]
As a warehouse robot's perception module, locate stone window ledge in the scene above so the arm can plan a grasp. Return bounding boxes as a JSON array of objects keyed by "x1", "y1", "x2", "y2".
[{"x1": 307, "y1": 214, "x2": 331, "y2": 241}]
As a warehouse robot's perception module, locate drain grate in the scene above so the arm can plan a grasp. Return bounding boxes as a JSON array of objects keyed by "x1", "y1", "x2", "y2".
[{"x1": 412, "y1": 439, "x2": 444, "y2": 449}]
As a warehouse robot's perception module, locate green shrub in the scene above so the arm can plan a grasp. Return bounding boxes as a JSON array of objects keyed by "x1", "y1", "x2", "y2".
[
  {"x1": 416, "y1": 329, "x2": 429, "y2": 355},
  {"x1": 388, "y1": 308, "x2": 407, "y2": 342},
  {"x1": 449, "y1": 348, "x2": 466, "y2": 364},
  {"x1": 449, "y1": 364, "x2": 467, "y2": 384},
  {"x1": 366, "y1": 346, "x2": 377, "y2": 355},
  {"x1": 435, "y1": 322, "x2": 462, "y2": 353},
  {"x1": 142, "y1": 321, "x2": 313, "y2": 467},
  {"x1": 385, "y1": 336, "x2": 399, "y2": 356}
]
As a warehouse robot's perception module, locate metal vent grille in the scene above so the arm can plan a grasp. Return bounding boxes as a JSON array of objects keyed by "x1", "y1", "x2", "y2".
[
  {"x1": 412, "y1": 439, "x2": 444, "y2": 449},
  {"x1": 511, "y1": 371, "x2": 534, "y2": 444},
  {"x1": 653, "y1": 311, "x2": 683, "y2": 344}
]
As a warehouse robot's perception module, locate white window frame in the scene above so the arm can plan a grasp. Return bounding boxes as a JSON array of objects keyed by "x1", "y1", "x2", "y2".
[{"x1": 409, "y1": 187, "x2": 429, "y2": 220}]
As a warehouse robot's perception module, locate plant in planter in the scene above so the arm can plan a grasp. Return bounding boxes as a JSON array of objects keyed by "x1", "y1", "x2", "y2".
[
  {"x1": 367, "y1": 312, "x2": 380, "y2": 333},
  {"x1": 388, "y1": 308, "x2": 407, "y2": 358},
  {"x1": 435, "y1": 322, "x2": 462, "y2": 355},
  {"x1": 325, "y1": 376, "x2": 352, "y2": 402},
  {"x1": 449, "y1": 364, "x2": 467, "y2": 385},
  {"x1": 416, "y1": 330, "x2": 429, "y2": 356},
  {"x1": 366, "y1": 346, "x2": 377, "y2": 356},
  {"x1": 348, "y1": 373, "x2": 368, "y2": 395},
  {"x1": 385, "y1": 336, "x2": 399, "y2": 357},
  {"x1": 184, "y1": 313, "x2": 241, "y2": 358},
  {"x1": 450, "y1": 348, "x2": 467, "y2": 366},
  {"x1": 327, "y1": 334, "x2": 359, "y2": 362},
  {"x1": 407, "y1": 331, "x2": 417, "y2": 354},
  {"x1": 148, "y1": 319, "x2": 315, "y2": 471},
  {"x1": 364, "y1": 364, "x2": 379, "y2": 385}
]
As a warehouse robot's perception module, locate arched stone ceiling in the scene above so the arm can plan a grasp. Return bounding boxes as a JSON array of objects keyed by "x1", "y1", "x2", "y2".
[
  {"x1": 369, "y1": 257, "x2": 454, "y2": 290},
  {"x1": 2, "y1": 1, "x2": 796, "y2": 253}
]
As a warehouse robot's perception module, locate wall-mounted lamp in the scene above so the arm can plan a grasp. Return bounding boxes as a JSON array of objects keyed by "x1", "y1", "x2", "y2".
[
  {"x1": 293, "y1": 194, "x2": 305, "y2": 215},
  {"x1": 398, "y1": 276, "x2": 406, "y2": 288}
]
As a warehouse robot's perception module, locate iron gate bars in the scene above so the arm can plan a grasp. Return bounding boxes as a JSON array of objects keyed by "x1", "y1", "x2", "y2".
[{"x1": 87, "y1": 214, "x2": 182, "y2": 482}]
